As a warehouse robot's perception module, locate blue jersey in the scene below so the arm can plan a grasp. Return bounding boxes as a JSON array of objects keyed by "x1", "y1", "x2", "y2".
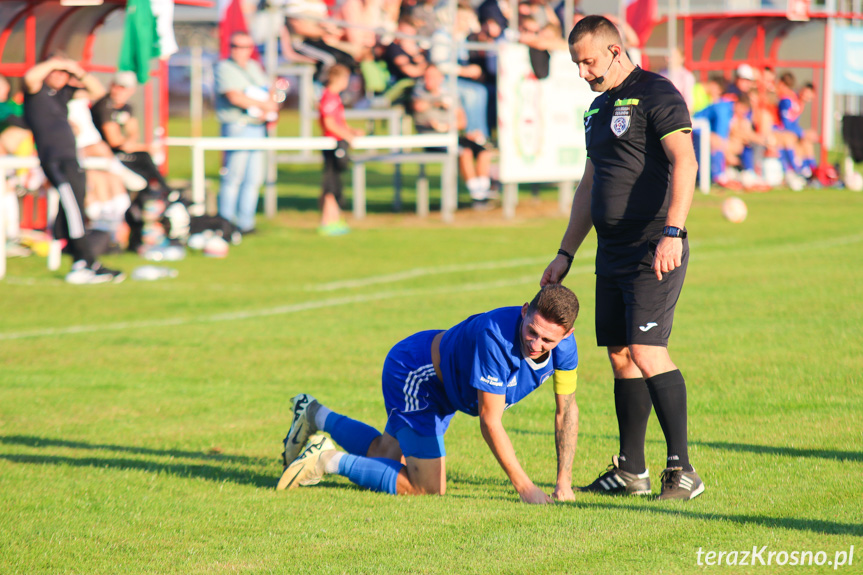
[{"x1": 437, "y1": 306, "x2": 579, "y2": 416}]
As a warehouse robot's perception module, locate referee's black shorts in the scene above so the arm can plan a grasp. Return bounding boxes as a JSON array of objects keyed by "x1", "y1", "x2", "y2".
[{"x1": 595, "y1": 243, "x2": 688, "y2": 348}]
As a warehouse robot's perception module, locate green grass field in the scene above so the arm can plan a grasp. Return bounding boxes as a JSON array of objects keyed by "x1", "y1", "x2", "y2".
[{"x1": 1, "y1": 184, "x2": 861, "y2": 574}]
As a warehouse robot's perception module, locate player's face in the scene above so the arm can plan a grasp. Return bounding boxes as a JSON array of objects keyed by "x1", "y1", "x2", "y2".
[
  {"x1": 519, "y1": 306, "x2": 572, "y2": 360},
  {"x1": 570, "y1": 35, "x2": 615, "y2": 93}
]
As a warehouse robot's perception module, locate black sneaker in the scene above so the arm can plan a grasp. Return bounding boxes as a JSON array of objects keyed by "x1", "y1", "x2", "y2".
[
  {"x1": 658, "y1": 467, "x2": 705, "y2": 500},
  {"x1": 578, "y1": 455, "x2": 651, "y2": 495},
  {"x1": 91, "y1": 262, "x2": 126, "y2": 284}
]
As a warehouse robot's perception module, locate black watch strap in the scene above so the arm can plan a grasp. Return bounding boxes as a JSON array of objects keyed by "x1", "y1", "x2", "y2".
[{"x1": 662, "y1": 226, "x2": 687, "y2": 239}]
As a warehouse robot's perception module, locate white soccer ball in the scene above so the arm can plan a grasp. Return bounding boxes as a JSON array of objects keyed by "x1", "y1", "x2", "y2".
[
  {"x1": 203, "y1": 235, "x2": 229, "y2": 258},
  {"x1": 721, "y1": 196, "x2": 748, "y2": 223}
]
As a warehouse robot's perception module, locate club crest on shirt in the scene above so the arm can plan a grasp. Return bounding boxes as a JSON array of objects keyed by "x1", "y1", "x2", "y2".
[{"x1": 611, "y1": 105, "x2": 631, "y2": 137}]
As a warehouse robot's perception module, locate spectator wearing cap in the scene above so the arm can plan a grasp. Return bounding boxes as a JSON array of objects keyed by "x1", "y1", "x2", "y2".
[
  {"x1": 91, "y1": 71, "x2": 172, "y2": 196},
  {"x1": 724, "y1": 64, "x2": 756, "y2": 100}
]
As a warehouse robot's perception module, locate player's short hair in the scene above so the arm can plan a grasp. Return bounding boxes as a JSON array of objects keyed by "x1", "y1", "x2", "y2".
[
  {"x1": 568, "y1": 15, "x2": 622, "y2": 48},
  {"x1": 527, "y1": 284, "x2": 580, "y2": 332},
  {"x1": 326, "y1": 64, "x2": 351, "y2": 85}
]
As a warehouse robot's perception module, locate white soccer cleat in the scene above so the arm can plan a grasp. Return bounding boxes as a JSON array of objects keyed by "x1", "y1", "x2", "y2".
[{"x1": 277, "y1": 434, "x2": 335, "y2": 491}]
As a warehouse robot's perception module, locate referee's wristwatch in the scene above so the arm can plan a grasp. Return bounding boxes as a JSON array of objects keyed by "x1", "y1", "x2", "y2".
[{"x1": 662, "y1": 225, "x2": 687, "y2": 239}]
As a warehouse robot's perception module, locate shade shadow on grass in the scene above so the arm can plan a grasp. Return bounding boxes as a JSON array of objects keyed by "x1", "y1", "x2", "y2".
[
  {"x1": 508, "y1": 432, "x2": 863, "y2": 463},
  {"x1": 0, "y1": 434, "x2": 276, "y2": 488},
  {"x1": 560, "y1": 500, "x2": 863, "y2": 537},
  {"x1": 695, "y1": 441, "x2": 863, "y2": 463}
]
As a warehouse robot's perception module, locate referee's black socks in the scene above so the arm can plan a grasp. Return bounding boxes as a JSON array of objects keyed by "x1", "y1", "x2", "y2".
[
  {"x1": 645, "y1": 370, "x2": 692, "y2": 472},
  {"x1": 614, "y1": 377, "x2": 653, "y2": 474}
]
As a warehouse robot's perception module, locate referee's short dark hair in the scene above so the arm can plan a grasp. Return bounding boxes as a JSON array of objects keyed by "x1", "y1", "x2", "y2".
[
  {"x1": 568, "y1": 15, "x2": 622, "y2": 47},
  {"x1": 527, "y1": 284, "x2": 580, "y2": 331}
]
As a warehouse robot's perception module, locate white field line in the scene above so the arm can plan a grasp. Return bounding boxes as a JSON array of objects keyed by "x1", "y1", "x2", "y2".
[
  {"x1": 1, "y1": 232, "x2": 860, "y2": 341},
  {"x1": 0, "y1": 266, "x2": 590, "y2": 341}
]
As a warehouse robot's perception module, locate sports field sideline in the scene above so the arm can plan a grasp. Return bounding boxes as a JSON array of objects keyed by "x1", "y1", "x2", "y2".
[{"x1": 0, "y1": 188, "x2": 860, "y2": 574}]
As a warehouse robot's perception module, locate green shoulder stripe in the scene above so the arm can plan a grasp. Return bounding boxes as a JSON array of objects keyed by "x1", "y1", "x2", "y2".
[
  {"x1": 613, "y1": 98, "x2": 640, "y2": 106},
  {"x1": 660, "y1": 127, "x2": 693, "y2": 140},
  {"x1": 584, "y1": 108, "x2": 600, "y2": 118}
]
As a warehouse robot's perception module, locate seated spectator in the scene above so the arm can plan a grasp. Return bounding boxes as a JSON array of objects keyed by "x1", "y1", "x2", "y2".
[
  {"x1": 693, "y1": 75, "x2": 736, "y2": 185},
  {"x1": 384, "y1": 18, "x2": 429, "y2": 83},
  {"x1": 0, "y1": 75, "x2": 41, "y2": 192},
  {"x1": 285, "y1": 0, "x2": 360, "y2": 82},
  {"x1": 90, "y1": 72, "x2": 172, "y2": 197},
  {"x1": 67, "y1": 86, "x2": 135, "y2": 244},
  {"x1": 776, "y1": 72, "x2": 817, "y2": 180},
  {"x1": 428, "y1": 7, "x2": 491, "y2": 144},
  {"x1": 724, "y1": 64, "x2": 755, "y2": 101},
  {"x1": 725, "y1": 92, "x2": 768, "y2": 188},
  {"x1": 412, "y1": 65, "x2": 494, "y2": 204},
  {"x1": 478, "y1": 0, "x2": 512, "y2": 34}
]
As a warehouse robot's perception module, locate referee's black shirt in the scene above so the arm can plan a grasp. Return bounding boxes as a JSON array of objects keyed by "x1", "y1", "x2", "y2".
[{"x1": 583, "y1": 67, "x2": 691, "y2": 276}]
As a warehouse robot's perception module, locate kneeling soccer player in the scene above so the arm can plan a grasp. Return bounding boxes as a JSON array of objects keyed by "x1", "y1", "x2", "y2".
[{"x1": 277, "y1": 284, "x2": 581, "y2": 503}]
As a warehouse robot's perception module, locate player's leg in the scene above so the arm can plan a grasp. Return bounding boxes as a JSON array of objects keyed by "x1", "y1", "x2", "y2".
[
  {"x1": 281, "y1": 393, "x2": 383, "y2": 466},
  {"x1": 579, "y1": 276, "x2": 652, "y2": 495}
]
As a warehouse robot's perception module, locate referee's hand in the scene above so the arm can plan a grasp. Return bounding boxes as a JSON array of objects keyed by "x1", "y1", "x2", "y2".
[
  {"x1": 540, "y1": 255, "x2": 572, "y2": 286},
  {"x1": 653, "y1": 236, "x2": 683, "y2": 281}
]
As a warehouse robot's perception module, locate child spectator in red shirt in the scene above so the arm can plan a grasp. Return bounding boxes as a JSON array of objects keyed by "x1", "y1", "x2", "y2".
[{"x1": 319, "y1": 64, "x2": 364, "y2": 235}]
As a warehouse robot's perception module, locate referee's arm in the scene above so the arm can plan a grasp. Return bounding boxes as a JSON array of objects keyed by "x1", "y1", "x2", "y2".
[
  {"x1": 654, "y1": 131, "x2": 698, "y2": 281},
  {"x1": 541, "y1": 159, "x2": 595, "y2": 286}
]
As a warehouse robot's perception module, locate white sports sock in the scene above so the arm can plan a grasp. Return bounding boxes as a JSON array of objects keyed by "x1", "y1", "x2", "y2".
[
  {"x1": 466, "y1": 178, "x2": 487, "y2": 201},
  {"x1": 324, "y1": 451, "x2": 344, "y2": 474},
  {"x1": 314, "y1": 405, "x2": 333, "y2": 431}
]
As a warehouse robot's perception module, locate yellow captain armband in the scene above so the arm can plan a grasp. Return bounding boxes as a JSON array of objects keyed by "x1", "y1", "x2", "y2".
[{"x1": 553, "y1": 368, "x2": 578, "y2": 395}]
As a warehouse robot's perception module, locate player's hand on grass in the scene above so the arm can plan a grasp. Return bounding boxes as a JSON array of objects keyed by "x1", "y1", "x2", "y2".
[
  {"x1": 552, "y1": 484, "x2": 576, "y2": 502},
  {"x1": 652, "y1": 236, "x2": 683, "y2": 281},
  {"x1": 540, "y1": 254, "x2": 571, "y2": 287},
  {"x1": 519, "y1": 484, "x2": 554, "y2": 504}
]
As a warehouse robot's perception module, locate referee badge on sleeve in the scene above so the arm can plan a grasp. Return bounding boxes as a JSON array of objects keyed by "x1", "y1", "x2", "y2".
[{"x1": 611, "y1": 105, "x2": 632, "y2": 137}]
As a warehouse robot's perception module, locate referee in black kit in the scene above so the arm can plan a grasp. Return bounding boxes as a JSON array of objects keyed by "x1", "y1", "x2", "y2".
[{"x1": 541, "y1": 16, "x2": 703, "y2": 500}]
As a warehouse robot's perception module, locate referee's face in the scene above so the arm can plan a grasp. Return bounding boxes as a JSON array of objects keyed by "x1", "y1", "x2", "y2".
[
  {"x1": 519, "y1": 307, "x2": 572, "y2": 360},
  {"x1": 570, "y1": 35, "x2": 615, "y2": 93}
]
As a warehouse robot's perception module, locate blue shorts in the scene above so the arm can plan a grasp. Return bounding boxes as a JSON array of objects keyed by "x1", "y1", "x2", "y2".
[{"x1": 381, "y1": 329, "x2": 455, "y2": 459}]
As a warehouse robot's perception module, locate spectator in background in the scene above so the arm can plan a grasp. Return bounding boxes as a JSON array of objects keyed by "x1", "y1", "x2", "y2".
[
  {"x1": 23, "y1": 55, "x2": 124, "y2": 283},
  {"x1": 285, "y1": 0, "x2": 360, "y2": 82},
  {"x1": 67, "y1": 83, "x2": 139, "y2": 245},
  {"x1": 412, "y1": 65, "x2": 494, "y2": 204},
  {"x1": 724, "y1": 64, "x2": 755, "y2": 100},
  {"x1": 91, "y1": 72, "x2": 171, "y2": 196},
  {"x1": 215, "y1": 32, "x2": 278, "y2": 235},
  {"x1": 0, "y1": 75, "x2": 31, "y2": 157},
  {"x1": 659, "y1": 48, "x2": 695, "y2": 112},
  {"x1": 429, "y1": 6, "x2": 491, "y2": 144},
  {"x1": 693, "y1": 75, "x2": 736, "y2": 186},
  {"x1": 384, "y1": 18, "x2": 429, "y2": 83},
  {"x1": 776, "y1": 72, "x2": 817, "y2": 183},
  {"x1": 319, "y1": 64, "x2": 364, "y2": 235},
  {"x1": 477, "y1": 0, "x2": 511, "y2": 35}
]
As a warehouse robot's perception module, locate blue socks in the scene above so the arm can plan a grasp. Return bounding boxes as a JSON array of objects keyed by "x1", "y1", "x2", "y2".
[
  {"x1": 321, "y1": 411, "x2": 405, "y2": 495},
  {"x1": 337, "y1": 455, "x2": 403, "y2": 494},
  {"x1": 323, "y1": 412, "x2": 381, "y2": 457}
]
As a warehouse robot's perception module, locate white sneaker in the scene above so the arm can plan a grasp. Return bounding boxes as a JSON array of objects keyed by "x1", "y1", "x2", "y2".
[
  {"x1": 65, "y1": 260, "x2": 95, "y2": 284},
  {"x1": 277, "y1": 434, "x2": 336, "y2": 491}
]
